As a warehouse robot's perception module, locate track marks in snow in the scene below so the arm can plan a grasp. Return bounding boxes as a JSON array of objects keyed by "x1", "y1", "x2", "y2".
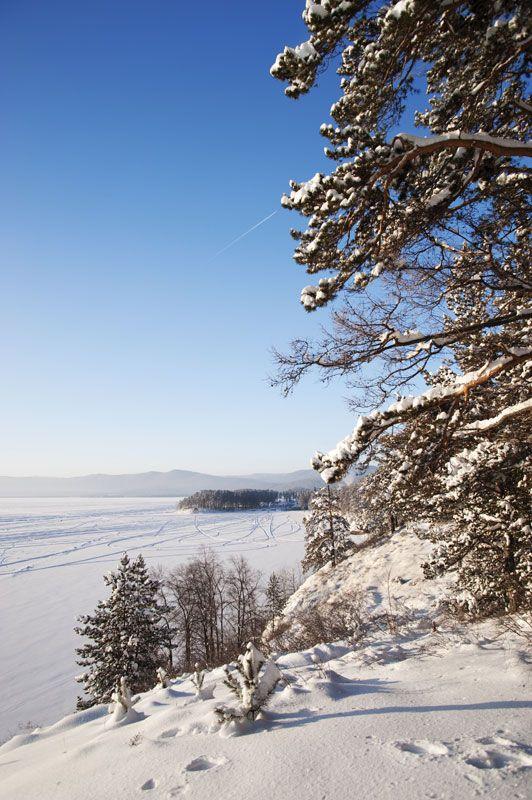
[
  {"x1": 392, "y1": 733, "x2": 532, "y2": 777},
  {"x1": 0, "y1": 502, "x2": 304, "y2": 577},
  {"x1": 138, "y1": 748, "x2": 230, "y2": 796},
  {"x1": 465, "y1": 736, "x2": 532, "y2": 771},
  {"x1": 159, "y1": 728, "x2": 181, "y2": 739},
  {"x1": 184, "y1": 755, "x2": 228, "y2": 772},
  {"x1": 395, "y1": 740, "x2": 450, "y2": 757},
  {"x1": 167, "y1": 786, "x2": 188, "y2": 797}
]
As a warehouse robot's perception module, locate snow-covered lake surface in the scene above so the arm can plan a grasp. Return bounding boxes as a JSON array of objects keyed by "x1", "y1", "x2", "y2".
[{"x1": 0, "y1": 497, "x2": 305, "y2": 740}]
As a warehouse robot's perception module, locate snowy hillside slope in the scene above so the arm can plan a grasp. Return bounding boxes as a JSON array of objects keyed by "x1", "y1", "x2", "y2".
[
  {"x1": 1, "y1": 527, "x2": 530, "y2": 800},
  {"x1": 275, "y1": 525, "x2": 451, "y2": 640}
]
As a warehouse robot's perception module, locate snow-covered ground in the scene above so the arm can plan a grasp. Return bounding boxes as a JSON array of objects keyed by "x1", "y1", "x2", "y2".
[
  {"x1": 0, "y1": 497, "x2": 305, "y2": 740},
  {"x1": 1, "y1": 525, "x2": 530, "y2": 800}
]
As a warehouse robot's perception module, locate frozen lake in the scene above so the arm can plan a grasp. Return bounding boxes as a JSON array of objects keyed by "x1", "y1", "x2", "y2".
[{"x1": 0, "y1": 497, "x2": 305, "y2": 740}]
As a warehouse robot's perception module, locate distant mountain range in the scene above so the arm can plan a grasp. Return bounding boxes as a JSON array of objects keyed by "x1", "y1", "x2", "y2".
[{"x1": 0, "y1": 469, "x2": 324, "y2": 498}]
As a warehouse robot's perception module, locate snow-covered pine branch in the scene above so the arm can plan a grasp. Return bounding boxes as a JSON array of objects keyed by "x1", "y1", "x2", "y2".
[
  {"x1": 457, "y1": 397, "x2": 532, "y2": 435},
  {"x1": 271, "y1": 0, "x2": 530, "y2": 330},
  {"x1": 214, "y1": 643, "x2": 281, "y2": 724},
  {"x1": 375, "y1": 132, "x2": 532, "y2": 180},
  {"x1": 313, "y1": 347, "x2": 532, "y2": 483}
]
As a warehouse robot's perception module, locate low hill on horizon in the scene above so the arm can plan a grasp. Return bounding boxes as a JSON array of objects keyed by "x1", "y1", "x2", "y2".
[{"x1": 0, "y1": 468, "x2": 324, "y2": 498}]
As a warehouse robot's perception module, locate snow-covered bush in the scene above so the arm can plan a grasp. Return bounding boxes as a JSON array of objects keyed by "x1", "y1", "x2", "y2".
[
  {"x1": 311, "y1": 653, "x2": 330, "y2": 679},
  {"x1": 156, "y1": 667, "x2": 168, "y2": 689},
  {"x1": 191, "y1": 663, "x2": 206, "y2": 698},
  {"x1": 497, "y1": 611, "x2": 532, "y2": 645},
  {"x1": 214, "y1": 643, "x2": 281, "y2": 723},
  {"x1": 107, "y1": 677, "x2": 139, "y2": 726},
  {"x1": 264, "y1": 589, "x2": 365, "y2": 653}
]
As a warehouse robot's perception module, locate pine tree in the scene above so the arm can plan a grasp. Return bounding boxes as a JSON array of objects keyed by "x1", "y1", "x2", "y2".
[
  {"x1": 367, "y1": 303, "x2": 532, "y2": 615},
  {"x1": 214, "y1": 642, "x2": 281, "y2": 723},
  {"x1": 270, "y1": 2, "x2": 531, "y2": 612},
  {"x1": 264, "y1": 572, "x2": 288, "y2": 630},
  {"x1": 75, "y1": 553, "x2": 167, "y2": 708},
  {"x1": 302, "y1": 487, "x2": 352, "y2": 571}
]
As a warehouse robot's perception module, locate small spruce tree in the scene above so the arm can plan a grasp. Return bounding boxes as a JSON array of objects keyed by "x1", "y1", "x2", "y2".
[
  {"x1": 215, "y1": 642, "x2": 281, "y2": 723},
  {"x1": 75, "y1": 553, "x2": 167, "y2": 709},
  {"x1": 264, "y1": 572, "x2": 288, "y2": 631},
  {"x1": 302, "y1": 487, "x2": 352, "y2": 571}
]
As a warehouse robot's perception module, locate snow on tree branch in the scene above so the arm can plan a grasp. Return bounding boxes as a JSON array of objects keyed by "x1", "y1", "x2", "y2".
[
  {"x1": 457, "y1": 397, "x2": 532, "y2": 436},
  {"x1": 373, "y1": 132, "x2": 532, "y2": 185},
  {"x1": 313, "y1": 347, "x2": 532, "y2": 483}
]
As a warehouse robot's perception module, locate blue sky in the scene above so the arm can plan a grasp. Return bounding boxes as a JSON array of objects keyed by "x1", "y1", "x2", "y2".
[{"x1": 1, "y1": 0, "x2": 361, "y2": 477}]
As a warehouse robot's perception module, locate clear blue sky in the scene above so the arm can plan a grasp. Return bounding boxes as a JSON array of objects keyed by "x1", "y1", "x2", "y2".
[{"x1": 1, "y1": 0, "x2": 359, "y2": 477}]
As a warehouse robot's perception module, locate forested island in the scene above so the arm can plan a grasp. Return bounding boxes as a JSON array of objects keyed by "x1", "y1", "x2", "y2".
[{"x1": 177, "y1": 488, "x2": 312, "y2": 512}]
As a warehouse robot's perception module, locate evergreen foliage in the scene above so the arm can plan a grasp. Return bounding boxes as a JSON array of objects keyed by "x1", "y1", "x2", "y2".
[
  {"x1": 265, "y1": 572, "x2": 289, "y2": 630},
  {"x1": 302, "y1": 487, "x2": 353, "y2": 571},
  {"x1": 214, "y1": 642, "x2": 281, "y2": 723},
  {"x1": 75, "y1": 553, "x2": 168, "y2": 708},
  {"x1": 338, "y1": 473, "x2": 400, "y2": 541},
  {"x1": 370, "y1": 337, "x2": 532, "y2": 615},
  {"x1": 271, "y1": 1, "x2": 531, "y2": 614},
  {"x1": 178, "y1": 488, "x2": 310, "y2": 512}
]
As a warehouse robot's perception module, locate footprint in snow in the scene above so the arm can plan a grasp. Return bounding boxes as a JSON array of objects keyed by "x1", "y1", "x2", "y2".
[
  {"x1": 167, "y1": 785, "x2": 188, "y2": 797},
  {"x1": 159, "y1": 727, "x2": 181, "y2": 739},
  {"x1": 395, "y1": 740, "x2": 450, "y2": 757},
  {"x1": 184, "y1": 755, "x2": 228, "y2": 773},
  {"x1": 478, "y1": 735, "x2": 532, "y2": 754},
  {"x1": 464, "y1": 739, "x2": 532, "y2": 772}
]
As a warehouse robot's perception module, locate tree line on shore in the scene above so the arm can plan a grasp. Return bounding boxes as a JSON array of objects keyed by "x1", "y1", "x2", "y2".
[{"x1": 178, "y1": 488, "x2": 314, "y2": 512}]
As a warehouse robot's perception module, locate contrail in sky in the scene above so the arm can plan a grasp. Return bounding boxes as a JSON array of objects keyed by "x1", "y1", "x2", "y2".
[{"x1": 210, "y1": 209, "x2": 278, "y2": 260}]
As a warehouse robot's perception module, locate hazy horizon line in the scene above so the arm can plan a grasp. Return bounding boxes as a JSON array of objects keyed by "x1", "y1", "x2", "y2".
[{"x1": 0, "y1": 465, "x2": 316, "y2": 480}]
